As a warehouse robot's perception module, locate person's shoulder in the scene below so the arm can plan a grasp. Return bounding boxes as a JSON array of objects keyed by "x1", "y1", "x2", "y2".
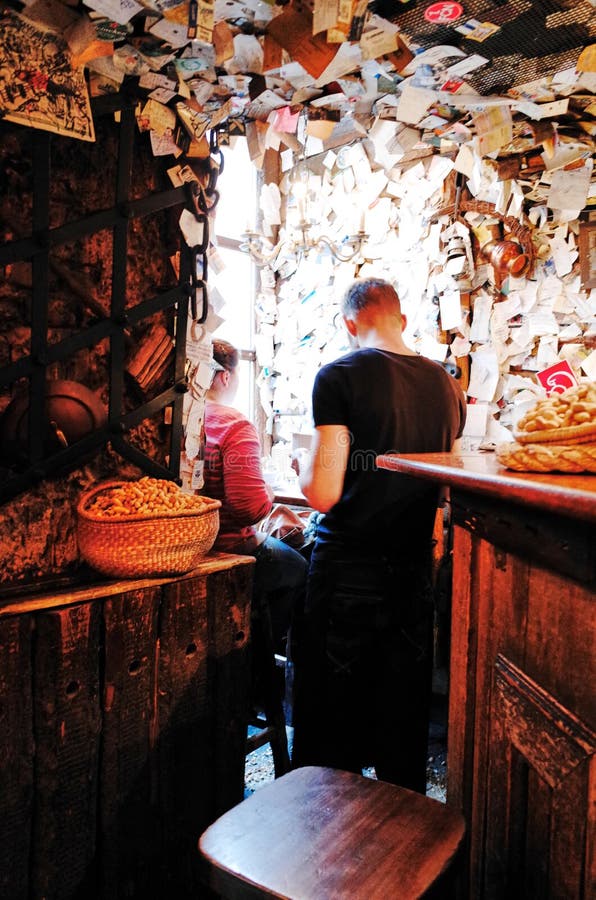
[
  {"x1": 314, "y1": 352, "x2": 363, "y2": 393},
  {"x1": 206, "y1": 402, "x2": 249, "y2": 430},
  {"x1": 412, "y1": 354, "x2": 452, "y2": 378},
  {"x1": 424, "y1": 360, "x2": 466, "y2": 409},
  {"x1": 207, "y1": 401, "x2": 244, "y2": 419},
  {"x1": 318, "y1": 349, "x2": 367, "y2": 374}
]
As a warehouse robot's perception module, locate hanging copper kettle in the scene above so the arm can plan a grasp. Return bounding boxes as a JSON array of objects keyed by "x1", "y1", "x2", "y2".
[{"x1": 482, "y1": 238, "x2": 530, "y2": 280}]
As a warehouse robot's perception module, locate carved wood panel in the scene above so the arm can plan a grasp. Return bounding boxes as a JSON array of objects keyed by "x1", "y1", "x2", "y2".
[
  {"x1": 448, "y1": 498, "x2": 595, "y2": 900},
  {"x1": 485, "y1": 654, "x2": 595, "y2": 899}
]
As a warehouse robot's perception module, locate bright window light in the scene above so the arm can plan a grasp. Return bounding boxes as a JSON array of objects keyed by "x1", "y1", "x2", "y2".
[{"x1": 210, "y1": 138, "x2": 258, "y2": 421}]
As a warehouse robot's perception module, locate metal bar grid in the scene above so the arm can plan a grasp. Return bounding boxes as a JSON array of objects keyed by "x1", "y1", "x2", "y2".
[{"x1": 0, "y1": 98, "x2": 190, "y2": 503}]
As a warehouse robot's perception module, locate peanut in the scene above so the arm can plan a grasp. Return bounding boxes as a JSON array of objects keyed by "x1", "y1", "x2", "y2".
[{"x1": 86, "y1": 478, "x2": 213, "y2": 518}]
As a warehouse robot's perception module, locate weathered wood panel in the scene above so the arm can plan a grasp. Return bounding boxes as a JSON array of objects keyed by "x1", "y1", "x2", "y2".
[
  {"x1": 526, "y1": 567, "x2": 595, "y2": 726},
  {"x1": 450, "y1": 528, "x2": 524, "y2": 897},
  {"x1": 449, "y1": 509, "x2": 595, "y2": 898},
  {"x1": 158, "y1": 575, "x2": 212, "y2": 897},
  {"x1": 0, "y1": 556, "x2": 253, "y2": 900},
  {"x1": 207, "y1": 566, "x2": 252, "y2": 819},
  {"x1": 99, "y1": 587, "x2": 161, "y2": 899},
  {"x1": 0, "y1": 615, "x2": 33, "y2": 900},
  {"x1": 447, "y1": 525, "x2": 474, "y2": 816},
  {"x1": 31, "y1": 603, "x2": 102, "y2": 899}
]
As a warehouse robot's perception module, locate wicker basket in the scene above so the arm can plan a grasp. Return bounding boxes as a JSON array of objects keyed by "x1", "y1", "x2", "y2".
[
  {"x1": 77, "y1": 480, "x2": 221, "y2": 578},
  {"x1": 496, "y1": 441, "x2": 596, "y2": 473},
  {"x1": 514, "y1": 422, "x2": 596, "y2": 445}
]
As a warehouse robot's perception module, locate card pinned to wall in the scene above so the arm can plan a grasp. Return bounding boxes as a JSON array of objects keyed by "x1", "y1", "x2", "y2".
[
  {"x1": 467, "y1": 345, "x2": 499, "y2": 402},
  {"x1": 454, "y1": 19, "x2": 500, "y2": 42},
  {"x1": 179, "y1": 208, "x2": 205, "y2": 247},
  {"x1": 149, "y1": 17, "x2": 191, "y2": 48},
  {"x1": 150, "y1": 129, "x2": 183, "y2": 157},
  {"x1": 536, "y1": 360, "x2": 578, "y2": 395},
  {"x1": 462, "y1": 400, "x2": 489, "y2": 437},
  {"x1": 313, "y1": 0, "x2": 339, "y2": 36},
  {"x1": 272, "y1": 106, "x2": 301, "y2": 134},
  {"x1": 140, "y1": 97, "x2": 176, "y2": 135},
  {"x1": 473, "y1": 104, "x2": 513, "y2": 156},
  {"x1": 266, "y1": 9, "x2": 338, "y2": 79},
  {"x1": 359, "y1": 16, "x2": 399, "y2": 61},
  {"x1": 83, "y1": 0, "x2": 143, "y2": 25},
  {"x1": 439, "y1": 288, "x2": 462, "y2": 331}
]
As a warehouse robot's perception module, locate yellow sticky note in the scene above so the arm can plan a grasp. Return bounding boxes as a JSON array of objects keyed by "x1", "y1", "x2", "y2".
[{"x1": 577, "y1": 45, "x2": 596, "y2": 73}]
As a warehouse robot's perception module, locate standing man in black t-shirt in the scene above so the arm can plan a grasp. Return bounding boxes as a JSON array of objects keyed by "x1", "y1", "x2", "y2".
[{"x1": 291, "y1": 277, "x2": 466, "y2": 792}]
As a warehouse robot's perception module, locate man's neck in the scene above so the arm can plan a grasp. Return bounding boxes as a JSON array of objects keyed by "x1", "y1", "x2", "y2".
[{"x1": 357, "y1": 328, "x2": 416, "y2": 356}]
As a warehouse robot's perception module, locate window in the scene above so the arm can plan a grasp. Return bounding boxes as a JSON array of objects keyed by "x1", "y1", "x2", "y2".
[{"x1": 211, "y1": 138, "x2": 258, "y2": 421}]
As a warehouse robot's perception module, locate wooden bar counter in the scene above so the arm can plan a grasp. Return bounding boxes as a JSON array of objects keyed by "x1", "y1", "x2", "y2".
[
  {"x1": 377, "y1": 451, "x2": 595, "y2": 900},
  {"x1": 0, "y1": 553, "x2": 254, "y2": 900}
]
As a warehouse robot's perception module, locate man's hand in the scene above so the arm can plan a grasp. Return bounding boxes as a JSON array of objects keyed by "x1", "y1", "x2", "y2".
[{"x1": 291, "y1": 447, "x2": 310, "y2": 477}]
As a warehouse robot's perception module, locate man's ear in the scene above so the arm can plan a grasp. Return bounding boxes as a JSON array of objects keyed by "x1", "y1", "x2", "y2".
[
  {"x1": 343, "y1": 316, "x2": 357, "y2": 337},
  {"x1": 221, "y1": 369, "x2": 230, "y2": 387}
]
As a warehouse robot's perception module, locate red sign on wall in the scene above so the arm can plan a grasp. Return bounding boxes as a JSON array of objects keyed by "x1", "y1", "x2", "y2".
[
  {"x1": 536, "y1": 360, "x2": 578, "y2": 395},
  {"x1": 424, "y1": 2, "x2": 464, "y2": 24}
]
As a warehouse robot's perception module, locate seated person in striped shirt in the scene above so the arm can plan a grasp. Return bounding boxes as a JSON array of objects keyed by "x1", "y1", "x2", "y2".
[{"x1": 203, "y1": 339, "x2": 308, "y2": 651}]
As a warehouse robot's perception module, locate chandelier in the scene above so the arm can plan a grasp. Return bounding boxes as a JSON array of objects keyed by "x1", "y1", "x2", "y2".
[
  {"x1": 240, "y1": 224, "x2": 369, "y2": 266},
  {"x1": 240, "y1": 152, "x2": 369, "y2": 266}
]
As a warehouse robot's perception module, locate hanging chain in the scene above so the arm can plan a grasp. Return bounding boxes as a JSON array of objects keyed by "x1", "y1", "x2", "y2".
[
  {"x1": 178, "y1": 128, "x2": 227, "y2": 491},
  {"x1": 183, "y1": 128, "x2": 223, "y2": 324}
]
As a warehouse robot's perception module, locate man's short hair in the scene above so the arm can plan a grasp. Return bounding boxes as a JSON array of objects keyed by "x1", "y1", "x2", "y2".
[
  {"x1": 212, "y1": 339, "x2": 239, "y2": 372},
  {"x1": 341, "y1": 278, "x2": 402, "y2": 318}
]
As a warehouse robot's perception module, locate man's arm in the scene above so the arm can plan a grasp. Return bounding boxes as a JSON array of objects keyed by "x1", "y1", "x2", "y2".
[{"x1": 293, "y1": 424, "x2": 350, "y2": 513}]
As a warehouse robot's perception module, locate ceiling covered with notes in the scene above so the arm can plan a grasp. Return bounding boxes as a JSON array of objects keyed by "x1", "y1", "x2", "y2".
[{"x1": 0, "y1": 0, "x2": 594, "y2": 149}]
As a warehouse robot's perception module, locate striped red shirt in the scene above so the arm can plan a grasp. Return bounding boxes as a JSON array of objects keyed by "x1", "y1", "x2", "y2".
[{"x1": 203, "y1": 401, "x2": 272, "y2": 552}]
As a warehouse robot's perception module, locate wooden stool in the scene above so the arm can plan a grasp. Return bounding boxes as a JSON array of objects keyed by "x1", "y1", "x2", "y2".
[
  {"x1": 245, "y1": 590, "x2": 290, "y2": 778},
  {"x1": 199, "y1": 766, "x2": 466, "y2": 899}
]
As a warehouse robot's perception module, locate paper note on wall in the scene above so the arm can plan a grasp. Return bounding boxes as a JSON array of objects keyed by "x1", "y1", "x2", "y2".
[
  {"x1": 467, "y1": 345, "x2": 499, "y2": 402},
  {"x1": 266, "y1": 9, "x2": 337, "y2": 79},
  {"x1": 462, "y1": 401, "x2": 488, "y2": 436},
  {"x1": 439, "y1": 289, "x2": 462, "y2": 331}
]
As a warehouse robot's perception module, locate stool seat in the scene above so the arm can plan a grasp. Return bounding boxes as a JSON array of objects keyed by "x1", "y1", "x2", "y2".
[{"x1": 199, "y1": 766, "x2": 465, "y2": 899}]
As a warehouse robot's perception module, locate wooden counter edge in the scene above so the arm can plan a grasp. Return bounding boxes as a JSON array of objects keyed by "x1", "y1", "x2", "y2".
[
  {"x1": 0, "y1": 552, "x2": 255, "y2": 618},
  {"x1": 376, "y1": 450, "x2": 596, "y2": 524}
]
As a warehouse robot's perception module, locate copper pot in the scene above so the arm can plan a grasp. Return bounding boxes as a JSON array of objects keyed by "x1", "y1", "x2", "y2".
[
  {"x1": 0, "y1": 379, "x2": 107, "y2": 462},
  {"x1": 482, "y1": 239, "x2": 530, "y2": 279}
]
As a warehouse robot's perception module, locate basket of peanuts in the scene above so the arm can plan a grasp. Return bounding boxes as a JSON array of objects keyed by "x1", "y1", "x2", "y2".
[
  {"x1": 496, "y1": 382, "x2": 596, "y2": 473},
  {"x1": 77, "y1": 477, "x2": 221, "y2": 578}
]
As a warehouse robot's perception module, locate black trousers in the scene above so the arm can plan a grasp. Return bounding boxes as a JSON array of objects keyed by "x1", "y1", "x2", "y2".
[{"x1": 290, "y1": 540, "x2": 434, "y2": 793}]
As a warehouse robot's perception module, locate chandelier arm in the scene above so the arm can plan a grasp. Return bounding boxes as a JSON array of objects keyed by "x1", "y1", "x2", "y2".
[
  {"x1": 316, "y1": 235, "x2": 361, "y2": 262},
  {"x1": 239, "y1": 236, "x2": 282, "y2": 265}
]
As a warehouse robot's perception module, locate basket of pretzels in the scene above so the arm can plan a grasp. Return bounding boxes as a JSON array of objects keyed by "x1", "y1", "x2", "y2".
[{"x1": 496, "y1": 383, "x2": 596, "y2": 473}]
